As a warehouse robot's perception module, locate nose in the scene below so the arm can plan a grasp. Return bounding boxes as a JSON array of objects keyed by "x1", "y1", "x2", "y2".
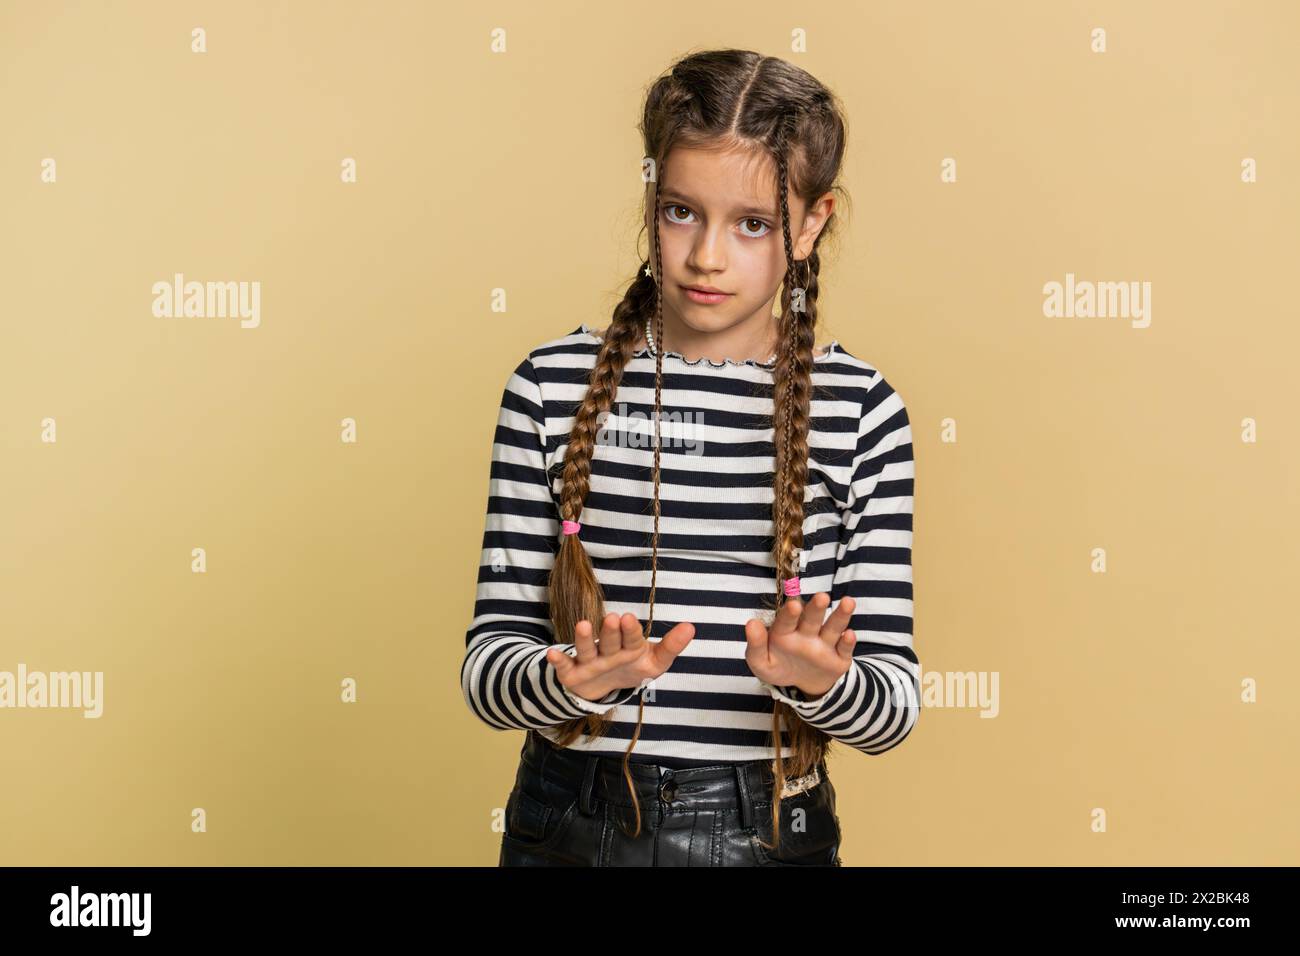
[{"x1": 687, "y1": 226, "x2": 727, "y2": 274}]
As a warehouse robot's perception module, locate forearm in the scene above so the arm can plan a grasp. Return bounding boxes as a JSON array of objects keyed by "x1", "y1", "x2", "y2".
[
  {"x1": 760, "y1": 653, "x2": 920, "y2": 755},
  {"x1": 462, "y1": 633, "x2": 640, "y2": 731}
]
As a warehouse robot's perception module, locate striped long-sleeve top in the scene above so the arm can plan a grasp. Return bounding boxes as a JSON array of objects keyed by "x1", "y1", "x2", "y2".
[{"x1": 461, "y1": 323, "x2": 918, "y2": 768}]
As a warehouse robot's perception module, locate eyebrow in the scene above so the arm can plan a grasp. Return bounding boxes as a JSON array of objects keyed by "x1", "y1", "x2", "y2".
[{"x1": 660, "y1": 191, "x2": 776, "y2": 219}]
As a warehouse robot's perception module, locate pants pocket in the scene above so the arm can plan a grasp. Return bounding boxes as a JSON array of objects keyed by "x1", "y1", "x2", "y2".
[
  {"x1": 748, "y1": 785, "x2": 843, "y2": 866},
  {"x1": 502, "y1": 785, "x2": 581, "y2": 849}
]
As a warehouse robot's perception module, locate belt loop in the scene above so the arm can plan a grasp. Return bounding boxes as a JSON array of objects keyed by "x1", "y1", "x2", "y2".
[
  {"x1": 734, "y1": 764, "x2": 754, "y2": 830},
  {"x1": 578, "y1": 755, "x2": 599, "y2": 816}
]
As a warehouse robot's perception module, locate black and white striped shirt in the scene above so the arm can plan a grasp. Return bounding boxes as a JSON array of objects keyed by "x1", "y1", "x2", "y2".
[{"x1": 462, "y1": 323, "x2": 918, "y2": 768}]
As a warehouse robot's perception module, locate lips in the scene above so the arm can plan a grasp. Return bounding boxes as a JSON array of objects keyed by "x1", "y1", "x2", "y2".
[
  {"x1": 681, "y1": 285, "x2": 733, "y2": 305},
  {"x1": 682, "y1": 285, "x2": 730, "y2": 295}
]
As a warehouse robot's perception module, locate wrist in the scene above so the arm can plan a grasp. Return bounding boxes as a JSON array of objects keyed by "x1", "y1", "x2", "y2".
[{"x1": 796, "y1": 665, "x2": 851, "y2": 701}]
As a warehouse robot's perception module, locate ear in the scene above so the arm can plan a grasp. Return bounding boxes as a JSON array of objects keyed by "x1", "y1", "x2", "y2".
[{"x1": 794, "y1": 191, "x2": 836, "y2": 260}]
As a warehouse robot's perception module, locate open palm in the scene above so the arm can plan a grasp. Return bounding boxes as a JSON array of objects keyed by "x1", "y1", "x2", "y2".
[
  {"x1": 547, "y1": 612, "x2": 695, "y2": 703},
  {"x1": 744, "y1": 593, "x2": 856, "y2": 699}
]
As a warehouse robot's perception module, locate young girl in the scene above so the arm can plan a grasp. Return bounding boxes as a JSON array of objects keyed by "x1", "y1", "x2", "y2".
[{"x1": 463, "y1": 49, "x2": 917, "y2": 867}]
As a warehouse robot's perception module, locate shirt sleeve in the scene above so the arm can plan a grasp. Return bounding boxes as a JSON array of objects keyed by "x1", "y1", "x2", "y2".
[
  {"x1": 461, "y1": 356, "x2": 641, "y2": 730},
  {"x1": 757, "y1": 372, "x2": 919, "y2": 755}
]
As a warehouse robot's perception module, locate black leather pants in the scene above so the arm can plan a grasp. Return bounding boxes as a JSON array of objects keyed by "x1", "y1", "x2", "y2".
[{"x1": 498, "y1": 729, "x2": 843, "y2": 866}]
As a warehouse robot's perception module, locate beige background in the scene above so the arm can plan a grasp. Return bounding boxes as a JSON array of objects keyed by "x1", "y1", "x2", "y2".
[{"x1": 1, "y1": 0, "x2": 1296, "y2": 865}]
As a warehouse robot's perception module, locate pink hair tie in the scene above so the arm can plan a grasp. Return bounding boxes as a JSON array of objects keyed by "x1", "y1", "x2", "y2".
[
  {"x1": 561, "y1": 520, "x2": 581, "y2": 536},
  {"x1": 783, "y1": 577, "x2": 801, "y2": 597}
]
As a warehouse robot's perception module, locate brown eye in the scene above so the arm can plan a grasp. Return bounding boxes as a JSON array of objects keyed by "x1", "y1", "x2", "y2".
[
  {"x1": 740, "y1": 217, "x2": 771, "y2": 238},
  {"x1": 664, "y1": 204, "x2": 694, "y2": 224}
]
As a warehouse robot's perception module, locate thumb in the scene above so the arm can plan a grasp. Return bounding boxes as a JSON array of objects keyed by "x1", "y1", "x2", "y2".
[
  {"x1": 546, "y1": 646, "x2": 574, "y2": 678},
  {"x1": 649, "y1": 621, "x2": 695, "y2": 672}
]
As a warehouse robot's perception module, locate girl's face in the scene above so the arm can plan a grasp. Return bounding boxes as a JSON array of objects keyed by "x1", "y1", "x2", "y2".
[{"x1": 646, "y1": 144, "x2": 834, "y2": 346}]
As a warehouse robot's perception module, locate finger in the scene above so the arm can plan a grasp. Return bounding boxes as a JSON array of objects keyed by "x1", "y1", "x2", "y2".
[
  {"x1": 743, "y1": 618, "x2": 770, "y2": 670},
  {"x1": 818, "y1": 595, "x2": 856, "y2": 646},
  {"x1": 573, "y1": 619, "x2": 599, "y2": 663},
  {"x1": 620, "y1": 613, "x2": 646, "y2": 651},
  {"x1": 547, "y1": 645, "x2": 574, "y2": 679},
  {"x1": 597, "y1": 612, "x2": 623, "y2": 656},
  {"x1": 797, "y1": 592, "x2": 832, "y2": 634},
  {"x1": 648, "y1": 621, "x2": 695, "y2": 673},
  {"x1": 770, "y1": 597, "x2": 803, "y2": 635},
  {"x1": 837, "y1": 629, "x2": 858, "y2": 661}
]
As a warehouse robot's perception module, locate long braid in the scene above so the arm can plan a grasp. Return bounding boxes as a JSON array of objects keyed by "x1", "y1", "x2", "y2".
[
  {"x1": 547, "y1": 274, "x2": 649, "y2": 748},
  {"x1": 755, "y1": 110, "x2": 830, "y2": 851},
  {"x1": 616, "y1": 168, "x2": 667, "y2": 839},
  {"x1": 648, "y1": 171, "x2": 666, "y2": 638},
  {"x1": 774, "y1": 113, "x2": 801, "y2": 600},
  {"x1": 549, "y1": 165, "x2": 668, "y2": 841}
]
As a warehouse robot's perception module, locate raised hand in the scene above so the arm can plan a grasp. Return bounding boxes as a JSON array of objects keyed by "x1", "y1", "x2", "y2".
[
  {"x1": 744, "y1": 593, "x2": 856, "y2": 699},
  {"x1": 547, "y1": 612, "x2": 695, "y2": 703}
]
